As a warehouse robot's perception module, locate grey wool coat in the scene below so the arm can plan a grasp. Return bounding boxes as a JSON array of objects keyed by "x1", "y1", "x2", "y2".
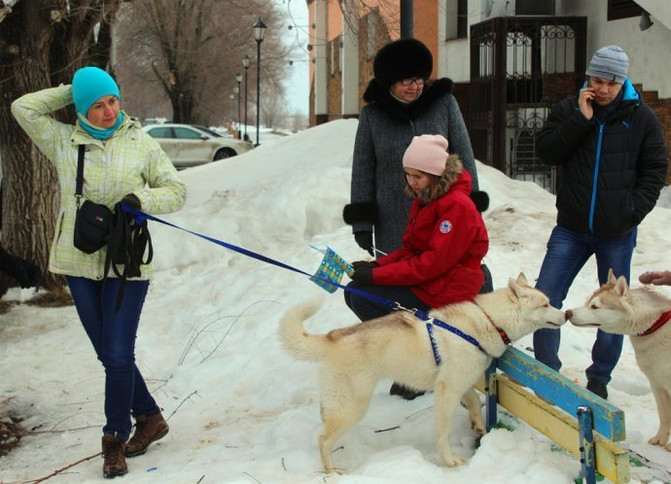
[{"x1": 348, "y1": 78, "x2": 479, "y2": 255}]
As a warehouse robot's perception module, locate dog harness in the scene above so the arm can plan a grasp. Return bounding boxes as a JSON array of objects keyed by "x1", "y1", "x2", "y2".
[
  {"x1": 420, "y1": 303, "x2": 512, "y2": 366},
  {"x1": 424, "y1": 318, "x2": 483, "y2": 365},
  {"x1": 638, "y1": 308, "x2": 671, "y2": 336}
]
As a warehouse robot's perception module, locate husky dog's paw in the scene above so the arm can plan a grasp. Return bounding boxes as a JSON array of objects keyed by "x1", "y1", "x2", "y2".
[
  {"x1": 648, "y1": 433, "x2": 670, "y2": 448},
  {"x1": 324, "y1": 466, "x2": 347, "y2": 475},
  {"x1": 441, "y1": 453, "x2": 467, "y2": 467}
]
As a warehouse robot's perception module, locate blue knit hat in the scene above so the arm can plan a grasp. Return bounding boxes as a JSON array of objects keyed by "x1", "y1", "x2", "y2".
[
  {"x1": 72, "y1": 66, "x2": 120, "y2": 117},
  {"x1": 585, "y1": 45, "x2": 629, "y2": 84}
]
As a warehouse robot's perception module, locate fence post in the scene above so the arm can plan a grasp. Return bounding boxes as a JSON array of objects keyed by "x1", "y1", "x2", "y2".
[{"x1": 577, "y1": 405, "x2": 596, "y2": 484}]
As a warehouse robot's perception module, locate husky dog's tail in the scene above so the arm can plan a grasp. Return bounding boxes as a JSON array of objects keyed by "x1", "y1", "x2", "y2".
[{"x1": 278, "y1": 298, "x2": 328, "y2": 361}]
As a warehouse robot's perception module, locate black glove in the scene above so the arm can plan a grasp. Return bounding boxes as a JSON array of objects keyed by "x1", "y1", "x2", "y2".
[
  {"x1": 0, "y1": 248, "x2": 41, "y2": 288},
  {"x1": 120, "y1": 193, "x2": 142, "y2": 210},
  {"x1": 351, "y1": 264, "x2": 374, "y2": 286},
  {"x1": 17, "y1": 259, "x2": 42, "y2": 288},
  {"x1": 351, "y1": 260, "x2": 379, "y2": 272},
  {"x1": 354, "y1": 231, "x2": 374, "y2": 256}
]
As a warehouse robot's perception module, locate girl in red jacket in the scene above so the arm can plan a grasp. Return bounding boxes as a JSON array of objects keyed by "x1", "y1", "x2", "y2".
[{"x1": 344, "y1": 134, "x2": 489, "y2": 398}]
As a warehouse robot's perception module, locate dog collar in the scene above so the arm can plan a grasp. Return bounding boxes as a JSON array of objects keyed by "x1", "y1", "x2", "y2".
[
  {"x1": 638, "y1": 308, "x2": 671, "y2": 336},
  {"x1": 476, "y1": 304, "x2": 511, "y2": 345}
]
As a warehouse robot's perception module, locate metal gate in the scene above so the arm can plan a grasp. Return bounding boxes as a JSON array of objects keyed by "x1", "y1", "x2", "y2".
[{"x1": 470, "y1": 16, "x2": 587, "y2": 193}]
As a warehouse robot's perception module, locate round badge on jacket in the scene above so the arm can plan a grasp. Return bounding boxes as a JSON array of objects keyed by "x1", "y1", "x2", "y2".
[{"x1": 439, "y1": 220, "x2": 453, "y2": 233}]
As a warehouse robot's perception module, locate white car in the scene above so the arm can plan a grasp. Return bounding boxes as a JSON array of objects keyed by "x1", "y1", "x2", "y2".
[{"x1": 142, "y1": 123, "x2": 253, "y2": 168}]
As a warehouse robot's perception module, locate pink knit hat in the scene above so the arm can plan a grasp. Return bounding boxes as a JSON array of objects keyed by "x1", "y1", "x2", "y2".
[{"x1": 402, "y1": 134, "x2": 449, "y2": 175}]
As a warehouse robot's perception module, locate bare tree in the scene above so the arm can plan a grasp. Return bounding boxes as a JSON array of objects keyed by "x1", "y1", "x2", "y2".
[
  {"x1": 0, "y1": 0, "x2": 122, "y2": 292},
  {"x1": 115, "y1": 0, "x2": 292, "y2": 126},
  {"x1": 338, "y1": 0, "x2": 401, "y2": 37}
]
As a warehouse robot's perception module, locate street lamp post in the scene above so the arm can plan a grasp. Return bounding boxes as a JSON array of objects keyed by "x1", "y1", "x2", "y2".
[
  {"x1": 235, "y1": 73, "x2": 242, "y2": 139},
  {"x1": 252, "y1": 18, "x2": 266, "y2": 147},
  {"x1": 242, "y1": 54, "x2": 250, "y2": 140},
  {"x1": 232, "y1": 86, "x2": 240, "y2": 138}
]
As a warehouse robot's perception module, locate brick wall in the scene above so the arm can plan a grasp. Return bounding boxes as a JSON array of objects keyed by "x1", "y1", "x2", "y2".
[{"x1": 637, "y1": 85, "x2": 671, "y2": 185}]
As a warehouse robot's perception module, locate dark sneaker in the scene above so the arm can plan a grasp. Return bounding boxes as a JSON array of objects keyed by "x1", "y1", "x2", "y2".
[
  {"x1": 102, "y1": 433, "x2": 128, "y2": 478},
  {"x1": 125, "y1": 412, "x2": 169, "y2": 457},
  {"x1": 586, "y1": 379, "x2": 608, "y2": 400},
  {"x1": 389, "y1": 382, "x2": 426, "y2": 401}
]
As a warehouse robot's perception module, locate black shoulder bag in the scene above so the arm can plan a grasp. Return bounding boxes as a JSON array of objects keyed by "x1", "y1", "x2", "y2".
[{"x1": 73, "y1": 145, "x2": 114, "y2": 253}]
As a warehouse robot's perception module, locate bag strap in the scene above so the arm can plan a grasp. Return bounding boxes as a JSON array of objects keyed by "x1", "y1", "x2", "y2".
[{"x1": 75, "y1": 145, "x2": 86, "y2": 207}]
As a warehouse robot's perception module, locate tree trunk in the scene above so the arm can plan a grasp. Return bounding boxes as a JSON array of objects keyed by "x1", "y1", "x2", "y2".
[{"x1": 0, "y1": 0, "x2": 121, "y2": 292}]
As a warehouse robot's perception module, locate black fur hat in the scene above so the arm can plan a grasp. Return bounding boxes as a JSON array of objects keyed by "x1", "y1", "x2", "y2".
[{"x1": 373, "y1": 38, "x2": 433, "y2": 89}]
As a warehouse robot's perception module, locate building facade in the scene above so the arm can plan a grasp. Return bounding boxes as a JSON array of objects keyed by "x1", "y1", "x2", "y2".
[{"x1": 307, "y1": 0, "x2": 671, "y2": 189}]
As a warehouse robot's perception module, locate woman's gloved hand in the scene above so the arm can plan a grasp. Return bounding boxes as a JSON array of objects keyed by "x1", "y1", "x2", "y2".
[
  {"x1": 120, "y1": 193, "x2": 141, "y2": 210},
  {"x1": 354, "y1": 231, "x2": 374, "y2": 256}
]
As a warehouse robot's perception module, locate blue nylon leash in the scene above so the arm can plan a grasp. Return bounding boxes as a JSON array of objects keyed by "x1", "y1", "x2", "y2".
[{"x1": 121, "y1": 205, "x2": 484, "y2": 361}]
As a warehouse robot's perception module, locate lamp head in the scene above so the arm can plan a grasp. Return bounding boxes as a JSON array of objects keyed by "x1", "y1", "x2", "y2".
[
  {"x1": 252, "y1": 18, "x2": 267, "y2": 42},
  {"x1": 243, "y1": 54, "x2": 250, "y2": 69}
]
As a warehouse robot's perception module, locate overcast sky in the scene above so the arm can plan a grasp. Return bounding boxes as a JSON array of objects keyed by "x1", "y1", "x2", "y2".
[{"x1": 279, "y1": 0, "x2": 310, "y2": 115}]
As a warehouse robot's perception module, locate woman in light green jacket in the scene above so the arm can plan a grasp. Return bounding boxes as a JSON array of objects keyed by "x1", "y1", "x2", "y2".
[{"x1": 12, "y1": 67, "x2": 186, "y2": 479}]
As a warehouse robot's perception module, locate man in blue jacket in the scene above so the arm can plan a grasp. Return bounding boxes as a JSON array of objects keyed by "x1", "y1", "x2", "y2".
[{"x1": 533, "y1": 45, "x2": 668, "y2": 399}]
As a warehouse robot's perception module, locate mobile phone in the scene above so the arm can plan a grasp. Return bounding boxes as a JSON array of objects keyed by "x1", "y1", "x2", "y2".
[{"x1": 584, "y1": 79, "x2": 592, "y2": 103}]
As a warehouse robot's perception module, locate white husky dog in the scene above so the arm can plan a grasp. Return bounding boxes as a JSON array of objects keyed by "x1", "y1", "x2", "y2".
[
  {"x1": 278, "y1": 273, "x2": 566, "y2": 473},
  {"x1": 567, "y1": 269, "x2": 671, "y2": 451}
]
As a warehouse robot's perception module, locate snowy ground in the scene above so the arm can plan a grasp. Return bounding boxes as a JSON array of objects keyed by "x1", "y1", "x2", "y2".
[{"x1": 2, "y1": 119, "x2": 671, "y2": 483}]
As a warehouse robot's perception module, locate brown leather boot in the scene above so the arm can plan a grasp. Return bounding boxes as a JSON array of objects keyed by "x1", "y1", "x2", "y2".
[
  {"x1": 102, "y1": 433, "x2": 128, "y2": 478},
  {"x1": 125, "y1": 412, "x2": 169, "y2": 457}
]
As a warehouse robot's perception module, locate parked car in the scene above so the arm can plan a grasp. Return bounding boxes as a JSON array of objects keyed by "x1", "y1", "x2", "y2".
[{"x1": 142, "y1": 123, "x2": 253, "y2": 168}]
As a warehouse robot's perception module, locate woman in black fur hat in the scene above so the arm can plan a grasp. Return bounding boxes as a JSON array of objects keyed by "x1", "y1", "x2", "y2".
[
  {"x1": 343, "y1": 38, "x2": 490, "y2": 400},
  {"x1": 344, "y1": 38, "x2": 485, "y2": 256}
]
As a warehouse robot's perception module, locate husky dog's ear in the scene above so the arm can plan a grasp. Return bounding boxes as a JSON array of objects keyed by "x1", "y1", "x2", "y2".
[
  {"x1": 613, "y1": 275, "x2": 629, "y2": 297},
  {"x1": 508, "y1": 275, "x2": 521, "y2": 299},
  {"x1": 516, "y1": 272, "x2": 528, "y2": 286},
  {"x1": 607, "y1": 268, "x2": 618, "y2": 285}
]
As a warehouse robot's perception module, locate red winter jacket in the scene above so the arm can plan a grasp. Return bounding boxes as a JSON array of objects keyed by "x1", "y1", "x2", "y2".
[{"x1": 372, "y1": 170, "x2": 489, "y2": 308}]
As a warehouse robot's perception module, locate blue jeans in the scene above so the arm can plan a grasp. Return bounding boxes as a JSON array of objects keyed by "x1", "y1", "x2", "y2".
[
  {"x1": 67, "y1": 276, "x2": 159, "y2": 441},
  {"x1": 533, "y1": 225, "x2": 637, "y2": 384}
]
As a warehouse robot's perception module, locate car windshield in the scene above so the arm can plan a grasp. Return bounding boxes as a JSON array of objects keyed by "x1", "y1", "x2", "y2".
[{"x1": 193, "y1": 125, "x2": 223, "y2": 138}]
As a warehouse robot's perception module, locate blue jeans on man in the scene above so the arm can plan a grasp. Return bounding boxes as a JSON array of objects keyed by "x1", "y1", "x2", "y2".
[
  {"x1": 67, "y1": 276, "x2": 159, "y2": 441},
  {"x1": 533, "y1": 225, "x2": 637, "y2": 389}
]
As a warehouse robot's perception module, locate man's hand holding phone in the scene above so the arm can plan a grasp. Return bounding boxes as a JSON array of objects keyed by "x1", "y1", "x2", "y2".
[{"x1": 579, "y1": 80, "x2": 595, "y2": 120}]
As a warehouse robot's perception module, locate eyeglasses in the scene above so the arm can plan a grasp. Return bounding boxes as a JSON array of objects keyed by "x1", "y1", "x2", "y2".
[{"x1": 400, "y1": 77, "x2": 425, "y2": 86}]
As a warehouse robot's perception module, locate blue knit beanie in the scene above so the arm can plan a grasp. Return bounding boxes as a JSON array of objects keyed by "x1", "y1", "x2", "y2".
[
  {"x1": 72, "y1": 66, "x2": 120, "y2": 117},
  {"x1": 586, "y1": 45, "x2": 629, "y2": 84}
]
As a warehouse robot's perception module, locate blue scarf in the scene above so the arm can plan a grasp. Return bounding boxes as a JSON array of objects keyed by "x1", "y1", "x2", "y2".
[{"x1": 77, "y1": 111, "x2": 124, "y2": 140}]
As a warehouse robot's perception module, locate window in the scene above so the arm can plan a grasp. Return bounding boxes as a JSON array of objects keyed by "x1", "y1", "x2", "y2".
[
  {"x1": 174, "y1": 127, "x2": 204, "y2": 140},
  {"x1": 446, "y1": 0, "x2": 468, "y2": 41},
  {"x1": 366, "y1": 11, "x2": 377, "y2": 58},
  {"x1": 146, "y1": 127, "x2": 172, "y2": 139}
]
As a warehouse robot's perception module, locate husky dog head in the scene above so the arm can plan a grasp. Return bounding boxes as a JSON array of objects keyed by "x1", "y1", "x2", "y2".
[
  {"x1": 483, "y1": 273, "x2": 566, "y2": 343},
  {"x1": 567, "y1": 269, "x2": 671, "y2": 335}
]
